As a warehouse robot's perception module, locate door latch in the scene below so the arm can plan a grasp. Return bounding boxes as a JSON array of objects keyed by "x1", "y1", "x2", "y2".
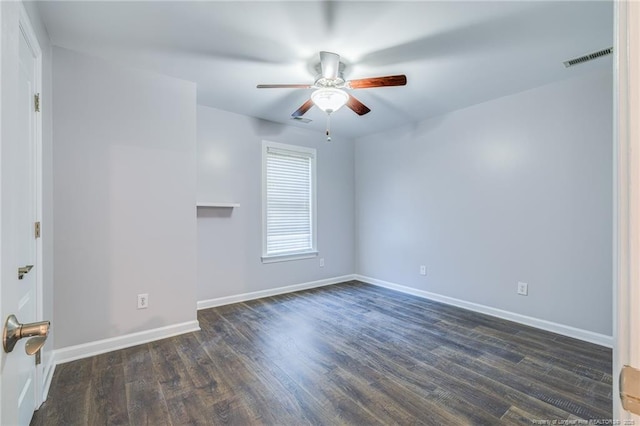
[{"x1": 18, "y1": 265, "x2": 33, "y2": 280}]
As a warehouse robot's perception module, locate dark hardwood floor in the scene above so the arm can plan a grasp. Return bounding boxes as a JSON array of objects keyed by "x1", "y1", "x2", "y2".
[{"x1": 31, "y1": 281, "x2": 612, "y2": 425}]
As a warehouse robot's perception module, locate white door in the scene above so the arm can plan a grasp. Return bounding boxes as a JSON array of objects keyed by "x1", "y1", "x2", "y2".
[
  {"x1": 614, "y1": 0, "x2": 640, "y2": 423},
  {"x1": 0, "y1": 7, "x2": 42, "y2": 426}
]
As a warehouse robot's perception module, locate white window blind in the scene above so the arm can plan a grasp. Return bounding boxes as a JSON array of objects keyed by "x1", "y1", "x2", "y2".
[{"x1": 263, "y1": 142, "x2": 317, "y2": 261}]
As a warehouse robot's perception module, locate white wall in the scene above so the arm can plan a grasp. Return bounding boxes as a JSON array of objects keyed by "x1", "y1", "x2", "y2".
[
  {"x1": 355, "y1": 68, "x2": 613, "y2": 336},
  {"x1": 53, "y1": 47, "x2": 198, "y2": 348},
  {"x1": 197, "y1": 106, "x2": 355, "y2": 302}
]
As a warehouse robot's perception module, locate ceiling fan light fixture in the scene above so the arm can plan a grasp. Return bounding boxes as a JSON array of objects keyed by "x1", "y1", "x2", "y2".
[{"x1": 311, "y1": 88, "x2": 349, "y2": 113}]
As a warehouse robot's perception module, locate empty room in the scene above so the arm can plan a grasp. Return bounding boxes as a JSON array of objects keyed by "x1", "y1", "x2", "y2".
[{"x1": 1, "y1": 0, "x2": 639, "y2": 425}]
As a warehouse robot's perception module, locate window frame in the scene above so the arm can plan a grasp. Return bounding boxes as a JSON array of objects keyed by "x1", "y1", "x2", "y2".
[{"x1": 261, "y1": 140, "x2": 318, "y2": 263}]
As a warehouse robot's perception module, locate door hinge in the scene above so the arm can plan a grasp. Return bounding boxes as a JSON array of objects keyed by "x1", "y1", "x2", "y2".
[
  {"x1": 620, "y1": 365, "x2": 640, "y2": 415},
  {"x1": 34, "y1": 221, "x2": 41, "y2": 239},
  {"x1": 34, "y1": 93, "x2": 40, "y2": 113}
]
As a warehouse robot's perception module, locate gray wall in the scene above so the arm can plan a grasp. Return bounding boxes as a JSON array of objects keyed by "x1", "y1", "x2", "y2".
[
  {"x1": 197, "y1": 106, "x2": 355, "y2": 301},
  {"x1": 48, "y1": 45, "x2": 612, "y2": 346},
  {"x1": 53, "y1": 47, "x2": 198, "y2": 348},
  {"x1": 355, "y1": 68, "x2": 613, "y2": 335}
]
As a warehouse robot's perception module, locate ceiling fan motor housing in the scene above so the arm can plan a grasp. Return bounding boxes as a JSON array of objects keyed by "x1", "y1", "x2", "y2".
[{"x1": 312, "y1": 62, "x2": 347, "y2": 88}]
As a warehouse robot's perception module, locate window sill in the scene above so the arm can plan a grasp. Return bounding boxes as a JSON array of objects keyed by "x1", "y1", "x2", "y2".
[{"x1": 261, "y1": 251, "x2": 318, "y2": 264}]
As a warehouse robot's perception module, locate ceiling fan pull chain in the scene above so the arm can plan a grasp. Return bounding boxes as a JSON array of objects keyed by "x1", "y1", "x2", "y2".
[{"x1": 326, "y1": 113, "x2": 332, "y2": 142}]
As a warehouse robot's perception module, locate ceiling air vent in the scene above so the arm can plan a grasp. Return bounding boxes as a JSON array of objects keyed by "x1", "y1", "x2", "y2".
[
  {"x1": 291, "y1": 117, "x2": 312, "y2": 124},
  {"x1": 563, "y1": 47, "x2": 613, "y2": 68}
]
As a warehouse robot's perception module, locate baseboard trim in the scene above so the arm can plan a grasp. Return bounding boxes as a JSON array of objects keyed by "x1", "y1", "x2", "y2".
[
  {"x1": 355, "y1": 275, "x2": 613, "y2": 348},
  {"x1": 197, "y1": 274, "x2": 357, "y2": 310},
  {"x1": 53, "y1": 320, "x2": 200, "y2": 365},
  {"x1": 41, "y1": 352, "x2": 56, "y2": 404},
  {"x1": 50, "y1": 275, "x2": 610, "y2": 368}
]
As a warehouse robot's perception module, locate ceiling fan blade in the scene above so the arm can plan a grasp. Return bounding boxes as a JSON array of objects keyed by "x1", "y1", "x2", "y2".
[
  {"x1": 319, "y1": 51, "x2": 340, "y2": 79},
  {"x1": 291, "y1": 99, "x2": 315, "y2": 117},
  {"x1": 257, "y1": 84, "x2": 312, "y2": 89},
  {"x1": 348, "y1": 75, "x2": 407, "y2": 89},
  {"x1": 346, "y1": 95, "x2": 371, "y2": 116}
]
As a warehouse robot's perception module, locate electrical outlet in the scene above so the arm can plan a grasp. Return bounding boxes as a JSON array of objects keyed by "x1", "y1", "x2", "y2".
[
  {"x1": 517, "y1": 282, "x2": 528, "y2": 296},
  {"x1": 319, "y1": 258, "x2": 325, "y2": 268},
  {"x1": 137, "y1": 293, "x2": 149, "y2": 309},
  {"x1": 419, "y1": 265, "x2": 427, "y2": 276}
]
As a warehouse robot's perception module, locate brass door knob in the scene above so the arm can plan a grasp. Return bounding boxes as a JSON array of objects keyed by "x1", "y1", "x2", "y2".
[
  {"x1": 25, "y1": 336, "x2": 47, "y2": 355},
  {"x1": 3, "y1": 314, "x2": 50, "y2": 354}
]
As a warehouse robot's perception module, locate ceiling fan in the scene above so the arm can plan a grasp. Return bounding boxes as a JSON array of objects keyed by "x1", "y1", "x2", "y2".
[{"x1": 257, "y1": 51, "x2": 407, "y2": 140}]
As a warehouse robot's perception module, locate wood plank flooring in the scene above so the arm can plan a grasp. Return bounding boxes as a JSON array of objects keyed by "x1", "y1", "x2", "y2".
[{"x1": 31, "y1": 281, "x2": 612, "y2": 425}]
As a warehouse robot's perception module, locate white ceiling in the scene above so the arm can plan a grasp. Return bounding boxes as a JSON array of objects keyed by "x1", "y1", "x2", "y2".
[{"x1": 34, "y1": 1, "x2": 613, "y2": 139}]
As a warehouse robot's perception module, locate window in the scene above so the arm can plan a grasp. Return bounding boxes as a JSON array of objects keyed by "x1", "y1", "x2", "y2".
[{"x1": 262, "y1": 141, "x2": 317, "y2": 263}]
